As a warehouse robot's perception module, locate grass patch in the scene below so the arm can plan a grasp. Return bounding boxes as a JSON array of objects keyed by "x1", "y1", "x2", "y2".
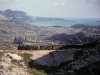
[
  {"x1": 11, "y1": 59, "x2": 24, "y2": 67},
  {"x1": 0, "y1": 52, "x2": 4, "y2": 61},
  {"x1": 22, "y1": 53, "x2": 32, "y2": 67},
  {"x1": 0, "y1": 42, "x2": 18, "y2": 50},
  {"x1": 6, "y1": 54, "x2": 13, "y2": 59},
  {"x1": 28, "y1": 68, "x2": 47, "y2": 75},
  {"x1": 22, "y1": 53, "x2": 47, "y2": 75}
]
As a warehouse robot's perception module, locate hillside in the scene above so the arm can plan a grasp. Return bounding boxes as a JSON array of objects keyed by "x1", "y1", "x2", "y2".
[
  {"x1": 71, "y1": 24, "x2": 100, "y2": 30},
  {"x1": 0, "y1": 50, "x2": 47, "y2": 75},
  {"x1": 0, "y1": 20, "x2": 100, "y2": 49},
  {"x1": 46, "y1": 32, "x2": 100, "y2": 44},
  {"x1": 53, "y1": 44, "x2": 100, "y2": 75},
  {"x1": 28, "y1": 44, "x2": 100, "y2": 75}
]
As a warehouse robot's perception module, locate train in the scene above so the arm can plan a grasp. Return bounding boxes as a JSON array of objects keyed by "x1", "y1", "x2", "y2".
[
  {"x1": 18, "y1": 40, "x2": 100, "y2": 50},
  {"x1": 18, "y1": 45, "x2": 63, "y2": 50}
]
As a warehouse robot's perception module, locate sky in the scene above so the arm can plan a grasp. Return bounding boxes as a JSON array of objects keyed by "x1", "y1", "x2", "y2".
[{"x1": 0, "y1": 0, "x2": 100, "y2": 18}]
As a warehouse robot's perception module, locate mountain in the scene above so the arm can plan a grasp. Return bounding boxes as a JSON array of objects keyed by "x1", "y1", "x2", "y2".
[
  {"x1": 0, "y1": 9, "x2": 35, "y2": 22},
  {"x1": 0, "y1": 9, "x2": 76, "y2": 22}
]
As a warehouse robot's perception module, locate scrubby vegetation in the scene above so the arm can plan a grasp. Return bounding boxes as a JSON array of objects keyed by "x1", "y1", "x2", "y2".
[
  {"x1": 74, "y1": 50, "x2": 84, "y2": 59},
  {"x1": 0, "y1": 52, "x2": 4, "y2": 61},
  {"x1": 11, "y1": 59, "x2": 24, "y2": 67},
  {"x1": 22, "y1": 53, "x2": 32, "y2": 67},
  {"x1": 22, "y1": 53, "x2": 47, "y2": 75},
  {"x1": 0, "y1": 51, "x2": 47, "y2": 75},
  {"x1": 28, "y1": 68, "x2": 47, "y2": 75},
  {"x1": 0, "y1": 42, "x2": 18, "y2": 50}
]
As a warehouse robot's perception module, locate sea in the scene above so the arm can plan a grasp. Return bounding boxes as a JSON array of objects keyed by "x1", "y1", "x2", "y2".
[{"x1": 30, "y1": 18, "x2": 100, "y2": 27}]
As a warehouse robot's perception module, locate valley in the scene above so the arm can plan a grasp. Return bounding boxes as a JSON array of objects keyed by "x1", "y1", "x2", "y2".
[{"x1": 0, "y1": 19, "x2": 100, "y2": 50}]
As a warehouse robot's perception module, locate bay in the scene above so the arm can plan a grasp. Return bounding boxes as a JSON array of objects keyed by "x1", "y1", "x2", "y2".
[{"x1": 29, "y1": 18, "x2": 100, "y2": 26}]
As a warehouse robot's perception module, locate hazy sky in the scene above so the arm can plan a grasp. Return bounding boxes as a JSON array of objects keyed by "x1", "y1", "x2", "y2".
[{"x1": 0, "y1": 0, "x2": 100, "y2": 18}]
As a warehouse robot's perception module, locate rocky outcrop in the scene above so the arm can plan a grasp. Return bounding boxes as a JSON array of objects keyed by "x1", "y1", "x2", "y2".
[
  {"x1": 0, "y1": 62, "x2": 27, "y2": 75},
  {"x1": 0, "y1": 51, "x2": 28, "y2": 75},
  {"x1": 30, "y1": 50, "x2": 74, "y2": 66},
  {"x1": 54, "y1": 44, "x2": 100, "y2": 75}
]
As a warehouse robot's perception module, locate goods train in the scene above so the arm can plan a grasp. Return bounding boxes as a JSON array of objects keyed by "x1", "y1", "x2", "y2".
[
  {"x1": 18, "y1": 40, "x2": 100, "y2": 50},
  {"x1": 18, "y1": 45, "x2": 63, "y2": 50}
]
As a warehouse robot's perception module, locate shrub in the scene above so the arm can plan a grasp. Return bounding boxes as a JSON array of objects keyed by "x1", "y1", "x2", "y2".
[
  {"x1": 0, "y1": 52, "x2": 4, "y2": 61},
  {"x1": 11, "y1": 59, "x2": 23, "y2": 67},
  {"x1": 22, "y1": 53, "x2": 32, "y2": 67},
  {"x1": 74, "y1": 50, "x2": 84, "y2": 60},
  {"x1": 6, "y1": 54, "x2": 13, "y2": 59},
  {"x1": 28, "y1": 68, "x2": 47, "y2": 75}
]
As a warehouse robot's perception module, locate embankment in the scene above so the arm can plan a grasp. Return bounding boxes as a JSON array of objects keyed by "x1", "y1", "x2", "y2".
[{"x1": 0, "y1": 50, "x2": 74, "y2": 66}]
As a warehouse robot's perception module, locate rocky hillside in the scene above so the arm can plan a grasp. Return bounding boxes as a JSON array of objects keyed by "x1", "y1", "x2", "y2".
[
  {"x1": 25, "y1": 44, "x2": 100, "y2": 75},
  {"x1": 53, "y1": 44, "x2": 100, "y2": 75},
  {"x1": 0, "y1": 50, "x2": 48, "y2": 75},
  {"x1": 46, "y1": 32, "x2": 100, "y2": 44}
]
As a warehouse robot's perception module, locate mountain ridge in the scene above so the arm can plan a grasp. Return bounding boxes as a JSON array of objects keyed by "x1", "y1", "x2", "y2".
[{"x1": 0, "y1": 9, "x2": 75, "y2": 23}]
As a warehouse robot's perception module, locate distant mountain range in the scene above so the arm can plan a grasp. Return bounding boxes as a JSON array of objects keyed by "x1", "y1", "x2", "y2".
[{"x1": 0, "y1": 9, "x2": 76, "y2": 22}]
